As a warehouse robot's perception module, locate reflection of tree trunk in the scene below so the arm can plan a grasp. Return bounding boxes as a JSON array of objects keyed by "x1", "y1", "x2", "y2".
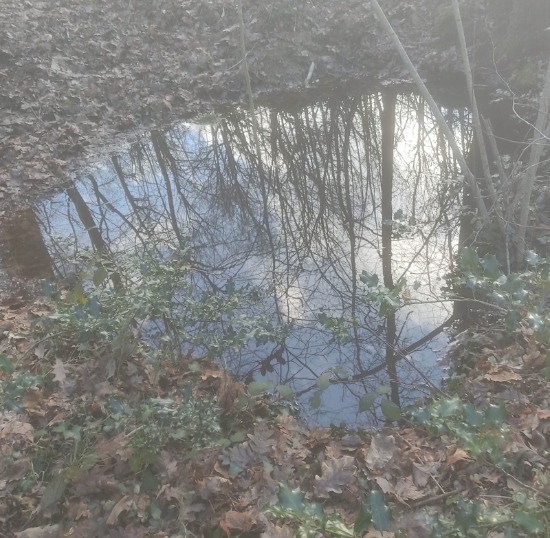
[
  {"x1": 0, "y1": 208, "x2": 54, "y2": 279},
  {"x1": 111, "y1": 156, "x2": 149, "y2": 233},
  {"x1": 67, "y1": 185, "x2": 123, "y2": 291},
  {"x1": 381, "y1": 91, "x2": 400, "y2": 408},
  {"x1": 151, "y1": 130, "x2": 186, "y2": 246}
]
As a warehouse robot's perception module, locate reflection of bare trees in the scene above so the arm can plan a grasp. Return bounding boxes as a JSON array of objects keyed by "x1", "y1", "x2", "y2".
[{"x1": 32, "y1": 91, "x2": 470, "y2": 424}]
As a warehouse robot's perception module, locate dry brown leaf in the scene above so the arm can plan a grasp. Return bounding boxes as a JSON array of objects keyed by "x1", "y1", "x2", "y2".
[
  {"x1": 198, "y1": 476, "x2": 230, "y2": 499},
  {"x1": 483, "y1": 370, "x2": 522, "y2": 382},
  {"x1": 201, "y1": 368, "x2": 223, "y2": 380},
  {"x1": 260, "y1": 522, "x2": 295, "y2": 538},
  {"x1": 412, "y1": 461, "x2": 440, "y2": 488},
  {"x1": 219, "y1": 509, "x2": 255, "y2": 534},
  {"x1": 393, "y1": 478, "x2": 425, "y2": 501},
  {"x1": 392, "y1": 511, "x2": 433, "y2": 538},
  {"x1": 53, "y1": 358, "x2": 66, "y2": 386},
  {"x1": 14, "y1": 525, "x2": 61, "y2": 538},
  {"x1": 0, "y1": 456, "x2": 31, "y2": 483},
  {"x1": 365, "y1": 434, "x2": 395, "y2": 471},
  {"x1": 314, "y1": 455, "x2": 356, "y2": 498},
  {"x1": 537, "y1": 409, "x2": 550, "y2": 420},
  {"x1": 445, "y1": 448, "x2": 472, "y2": 467},
  {"x1": 0, "y1": 417, "x2": 34, "y2": 442},
  {"x1": 106, "y1": 495, "x2": 134, "y2": 526},
  {"x1": 374, "y1": 476, "x2": 393, "y2": 494}
]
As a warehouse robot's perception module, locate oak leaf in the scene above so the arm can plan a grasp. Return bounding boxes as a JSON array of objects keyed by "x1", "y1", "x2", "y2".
[{"x1": 314, "y1": 455, "x2": 356, "y2": 498}]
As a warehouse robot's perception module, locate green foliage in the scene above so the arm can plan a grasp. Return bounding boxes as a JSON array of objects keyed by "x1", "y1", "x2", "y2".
[
  {"x1": 452, "y1": 247, "x2": 550, "y2": 340},
  {"x1": 410, "y1": 397, "x2": 550, "y2": 536},
  {"x1": 128, "y1": 389, "x2": 221, "y2": 472},
  {"x1": 0, "y1": 366, "x2": 42, "y2": 411},
  {"x1": 266, "y1": 484, "x2": 350, "y2": 537},
  {"x1": 265, "y1": 483, "x2": 392, "y2": 537},
  {"x1": 360, "y1": 271, "x2": 406, "y2": 316},
  {"x1": 36, "y1": 249, "x2": 287, "y2": 363},
  {"x1": 411, "y1": 397, "x2": 507, "y2": 462},
  {"x1": 318, "y1": 310, "x2": 354, "y2": 344}
]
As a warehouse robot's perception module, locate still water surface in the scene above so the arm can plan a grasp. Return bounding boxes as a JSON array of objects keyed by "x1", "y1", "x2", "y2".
[{"x1": 4, "y1": 91, "x2": 472, "y2": 426}]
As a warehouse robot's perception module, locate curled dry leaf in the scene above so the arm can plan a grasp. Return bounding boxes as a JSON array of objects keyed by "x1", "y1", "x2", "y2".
[{"x1": 445, "y1": 448, "x2": 472, "y2": 467}]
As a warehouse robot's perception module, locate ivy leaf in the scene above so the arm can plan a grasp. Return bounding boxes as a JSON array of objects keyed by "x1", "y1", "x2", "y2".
[
  {"x1": 93, "y1": 266, "x2": 109, "y2": 287},
  {"x1": 354, "y1": 501, "x2": 372, "y2": 533},
  {"x1": 276, "y1": 384, "x2": 294, "y2": 399},
  {"x1": 437, "y1": 397, "x2": 463, "y2": 417},
  {"x1": 0, "y1": 355, "x2": 15, "y2": 374},
  {"x1": 368, "y1": 490, "x2": 391, "y2": 531},
  {"x1": 360, "y1": 271, "x2": 379, "y2": 288},
  {"x1": 380, "y1": 295, "x2": 401, "y2": 316},
  {"x1": 485, "y1": 404, "x2": 506, "y2": 426},
  {"x1": 380, "y1": 398, "x2": 401, "y2": 421},
  {"x1": 248, "y1": 381, "x2": 271, "y2": 396},
  {"x1": 464, "y1": 403, "x2": 484, "y2": 428},
  {"x1": 277, "y1": 482, "x2": 305, "y2": 512},
  {"x1": 514, "y1": 511, "x2": 544, "y2": 534},
  {"x1": 316, "y1": 373, "x2": 331, "y2": 390},
  {"x1": 461, "y1": 247, "x2": 479, "y2": 269},
  {"x1": 525, "y1": 250, "x2": 540, "y2": 266},
  {"x1": 480, "y1": 254, "x2": 501, "y2": 278},
  {"x1": 359, "y1": 392, "x2": 377, "y2": 413},
  {"x1": 309, "y1": 390, "x2": 322, "y2": 410}
]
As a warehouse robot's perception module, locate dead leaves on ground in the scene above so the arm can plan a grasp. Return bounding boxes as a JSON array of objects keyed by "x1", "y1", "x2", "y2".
[{"x1": 3, "y1": 310, "x2": 550, "y2": 536}]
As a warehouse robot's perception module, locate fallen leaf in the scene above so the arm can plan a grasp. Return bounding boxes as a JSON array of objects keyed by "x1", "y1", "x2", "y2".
[
  {"x1": 374, "y1": 476, "x2": 393, "y2": 494},
  {"x1": 53, "y1": 358, "x2": 66, "y2": 386},
  {"x1": 219, "y1": 509, "x2": 255, "y2": 534},
  {"x1": 198, "y1": 476, "x2": 230, "y2": 499},
  {"x1": 412, "y1": 462, "x2": 440, "y2": 488},
  {"x1": 483, "y1": 370, "x2": 521, "y2": 382},
  {"x1": 445, "y1": 448, "x2": 472, "y2": 467},
  {"x1": 365, "y1": 434, "x2": 395, "y2": 471},
  {"x1": 106, "y1": 495, "x2": 134, "y2": 525},
  {"x1": 14, "y1": 525, "x2": 61, "y2": 538},
  {"x1": 0, "y1": 456, "x2": 31, "y2": 483},
  {"x1": 393, "y1": 478, "x2": 425, "y2": 502},
  {"x1": 314, "y1": 455, "x2": 356, "y2": 498}
]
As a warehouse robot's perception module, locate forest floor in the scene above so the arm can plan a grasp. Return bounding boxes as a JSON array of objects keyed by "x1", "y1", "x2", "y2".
[
  {"x1": 0, "y1": 0, "x2": 469, "y2": 210},
  {"x1": 2, "y1": 268, "x2": 550, "y2": 538},
  {"x1": 2, "y1": 0, "x2": 550, "y2": 537}
]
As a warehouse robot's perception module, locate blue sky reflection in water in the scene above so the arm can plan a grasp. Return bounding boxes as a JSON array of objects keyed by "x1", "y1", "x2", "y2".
[{"x1": 32, "y1": 92, "x2": 471, "y2": 427}]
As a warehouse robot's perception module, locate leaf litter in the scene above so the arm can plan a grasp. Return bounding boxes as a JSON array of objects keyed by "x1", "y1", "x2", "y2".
[
  {"x1": 1, "y1": 288, "x2": 550, "y2": 537},
  {"x1": 1, "y1": 0, "x2": 550, "y2": 535}
]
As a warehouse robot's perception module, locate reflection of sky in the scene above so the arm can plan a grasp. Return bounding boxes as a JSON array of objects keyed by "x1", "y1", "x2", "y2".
[{"x1": 32, "y1": 93, "x2": 469, "y2": 427}]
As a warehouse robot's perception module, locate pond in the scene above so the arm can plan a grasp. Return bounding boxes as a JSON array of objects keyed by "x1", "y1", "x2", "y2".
[{"x1": 1, "y1": 89, "x2": 473, "y2": 427}]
